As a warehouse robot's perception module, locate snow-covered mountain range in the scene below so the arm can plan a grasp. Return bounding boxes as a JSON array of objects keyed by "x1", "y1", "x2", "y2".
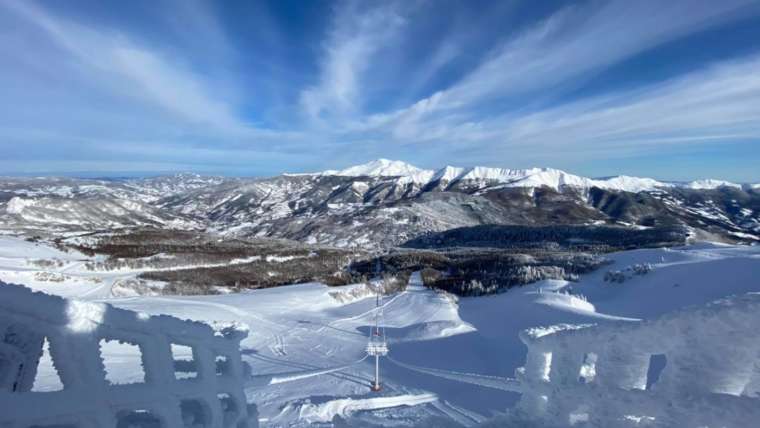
[
  {"x1": 1, "y1": 160, "x2": 758, "y2": 248},
  {"x1": 323, "y1": 158, "x2": 750, "y2": 192}
]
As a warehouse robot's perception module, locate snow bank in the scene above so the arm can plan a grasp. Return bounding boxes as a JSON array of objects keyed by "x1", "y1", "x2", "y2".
[{"x1": 0, "y1": 281, "x2": 257, "y2": 428}]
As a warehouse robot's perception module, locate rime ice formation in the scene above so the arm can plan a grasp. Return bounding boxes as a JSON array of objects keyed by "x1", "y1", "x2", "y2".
[
  {"x1": 0, "y1": 282, "x2": 257, "y2": 428},
  {"x1": 511, "y1": 292, "x2": 760, "y2": 427}
]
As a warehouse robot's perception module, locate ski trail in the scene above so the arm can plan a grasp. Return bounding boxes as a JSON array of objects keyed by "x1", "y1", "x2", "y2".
[
  {"x1": 327, "y1": 290, "x2": 406, "y2": 327},
  {"x1": 58, "y1": 260, "x2": 85, "y2": 273},
  {"x1": 387, "y1": 356, "x2": 521, "y2": 393},
  {"x1": 78, "y1": 277, "x2": 116, "y2": 298},
  {"x1": 148, "y1": 296, "x2": 279, "y2": 327},
  {"x1": 250, "y1": 355, "x2": 369, "y2": 386},
  {"x1": 269, "y1": 334, "x2": 287, "y2": 356},
  {"x1": 246, "y1": 352, "x2": 371, "y2": 386},
  {"x1": 430, "y1": 399, "x2": 485, "y2": 426},
  {"x1": 150, "y1": 297, "x2": 251, "y2": 317}
]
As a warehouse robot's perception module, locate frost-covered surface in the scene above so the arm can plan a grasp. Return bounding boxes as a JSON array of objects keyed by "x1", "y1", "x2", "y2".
[
  {"x1": 4, "y1": 242, "x2": 760, "y2": 426},
  {"x1": 512, "y1": 292, "x2": 760, "y2": 427},
  {"x1": 0, "y1": 282, "x2": 255, "y2": 428}
]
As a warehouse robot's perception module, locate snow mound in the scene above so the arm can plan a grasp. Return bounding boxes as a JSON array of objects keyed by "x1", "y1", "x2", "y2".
[
  {"x1": 293, "y1": 393, "x2": 438, "y2": 423},
  {"x1": 328, "y1": 282, "x2": 377, "y2": 304},
  {"x1": 530, "y1": 290, "x2": 597, "y2": 314},
  {"x1": 389, "y1": 320, "x2": 476, "y2": 343}
]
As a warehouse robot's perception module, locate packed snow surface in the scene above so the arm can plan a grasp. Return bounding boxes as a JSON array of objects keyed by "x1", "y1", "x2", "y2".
[{"x1": 5, "y1": 238, "x2": 760, "y2": 427}]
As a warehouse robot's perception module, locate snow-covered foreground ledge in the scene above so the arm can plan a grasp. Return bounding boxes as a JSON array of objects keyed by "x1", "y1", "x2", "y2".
[
  {"x1": 511, "y1": 292, "x2": 760, "y2": 427},
  {"x1": 0, "y1": 282, "x2": 257, "y2": 428}
]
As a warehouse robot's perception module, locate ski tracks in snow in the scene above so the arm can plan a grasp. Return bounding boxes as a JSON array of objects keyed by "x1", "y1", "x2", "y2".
[
  {"x1": 430, "y1": 399, "x2": 486, "y2": 426},
  {"x1": 325, "y1": 290, "x2": 407, "y2": 328},
  {"x1": 386, "y1": 356, "x2": 521, "y2": 393},
  {"x1": 269, "y1": 334, "x2": 287, "y2": 356}
]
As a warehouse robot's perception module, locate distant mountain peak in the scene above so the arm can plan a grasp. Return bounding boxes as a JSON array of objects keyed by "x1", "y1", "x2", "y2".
[{"x1": 334, "y1": 159, "x2": 431, "y2": 178}]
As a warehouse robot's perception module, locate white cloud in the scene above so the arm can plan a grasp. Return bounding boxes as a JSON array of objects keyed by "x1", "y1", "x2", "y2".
[
  {"x1": 442, "y1": 0, "x2": 758, "y2": 108},
  {"x1": 376, "y1": 0, "x2": 760, "y2": 138},
  {"x1": 497, "y1": 55, "x2": 760, "y2": 154},
  {"x1": 3, "y1": 1, "x2": 256, "y2": 137},
  {"x1": 299, "y1": 3, "x2": 406, "y2": 124},
  {"x1": 375, "y1": 53, "x2": 760, "y2": 163}
]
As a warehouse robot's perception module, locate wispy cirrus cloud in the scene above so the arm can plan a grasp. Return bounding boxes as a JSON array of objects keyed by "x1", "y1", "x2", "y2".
[
  {"x1": 1, "y1": 0, "x2": 760, "y2": 179},
  {"x1": 299, "y1": 2, "x2": 407, "y2": 124},
  {"x1": 350, "y1": 53, "x2": 760, "y2": 168},
  {"x1": 4, "y1": 1, "x2": 254, "y2": 136},
  {"x1": 438, "y1": 0, "x2": 759, "y2": 109},
  {"x1": 368, "y1": 0, "x2": 760, "y2": 143},
  {"x1": 498, "y1": 54, "x2": 760, "y2": 154}
]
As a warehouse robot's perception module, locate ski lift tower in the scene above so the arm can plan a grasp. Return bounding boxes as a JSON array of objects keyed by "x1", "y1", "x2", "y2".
[{"x1": 366, "y1": 281, "x2": 388, "y2": 392}]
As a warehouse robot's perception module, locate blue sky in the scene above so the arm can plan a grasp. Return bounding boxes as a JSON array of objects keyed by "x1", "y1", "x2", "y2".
[{"x1": 2, "y1": 0, "x2": 760, "y2": 181}]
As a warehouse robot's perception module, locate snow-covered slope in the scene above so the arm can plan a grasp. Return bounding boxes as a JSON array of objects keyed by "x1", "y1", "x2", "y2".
[
  {"x1": 685, "y1": 178, "x2": 743, "y2": 190},
  {"x1": 335, "y1": 159, "x2": 431, "y2": 177},
  {"x1": 332, "y1": 158, "x2": 436, "y2": 184},
  {"x1": 14, "y1": 241, "x2": 760, "y2": 427},
  {"x1": 3, "y1": 196, "x2": 197, "y2": 231}
]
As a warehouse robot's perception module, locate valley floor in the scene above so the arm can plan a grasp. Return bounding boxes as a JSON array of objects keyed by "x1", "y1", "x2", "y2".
[{"x1": 2, "y1": 237, "x2": 759, "y2": 427}]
